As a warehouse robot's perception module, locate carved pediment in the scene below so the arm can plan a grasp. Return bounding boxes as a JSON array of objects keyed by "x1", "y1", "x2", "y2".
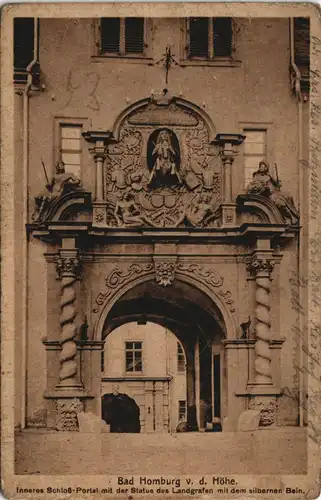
[
  {"x1": 101, "y1": 96, "x2": 221, "y2": 229},
  {"x1": 128, "y1": 102, "x2": 199, "y2": 127}
]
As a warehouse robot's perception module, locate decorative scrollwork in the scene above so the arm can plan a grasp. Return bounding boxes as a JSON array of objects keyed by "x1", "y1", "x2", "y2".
[
  {"x1": 177, "y1": 263, "x2": 224, "y2": 287},
  {"x1": 93, "y1": 261, "x2": 236, "y2": 316},
  {"x1": 217, "y1": 289, "x2": 236, "y2": 313},
  {"x1": 93, "y1": 263, "x2": 154, "y2": 313},
  {"x1": 176, "y1": 263, "x2": 236, "y2": 313}
]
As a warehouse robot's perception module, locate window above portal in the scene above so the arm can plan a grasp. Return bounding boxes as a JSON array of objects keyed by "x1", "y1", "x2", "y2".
[
  {"x1": 188, "y1": 17, "x2": 232, "y2": 59},
  {"x1": 180, "y1": 17, "x2": 240, "y2": 67},
  {"x1": 98, "y1": 17, "x2": 151, "y2": 59}
]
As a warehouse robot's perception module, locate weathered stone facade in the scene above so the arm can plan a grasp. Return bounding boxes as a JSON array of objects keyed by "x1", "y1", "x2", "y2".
[{"x1": 12, "y1": 14, "x2": 309, "y2": 444}]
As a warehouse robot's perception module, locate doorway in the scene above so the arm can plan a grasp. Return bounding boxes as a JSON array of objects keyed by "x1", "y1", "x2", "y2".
[
  {"x1": 101, "y1": 392, "x2": 140, "y2": 432},
  {"x1": 100, "y1": 279, "x2": 226, "y2": 432}
]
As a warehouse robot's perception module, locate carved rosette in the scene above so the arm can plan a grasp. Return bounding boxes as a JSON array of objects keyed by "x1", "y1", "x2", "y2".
[
  {"x1": 55, "y1": 253, "x2": 82, "y2": 388},
  {"x1": 246, "y1": 257, "x2": 275, "y2": 385},
  {"x1": 249, "y1": 397, "x2": 278, "y2": 427},
  {"x1": 154, "y1": 259, "x2": 177, "y2": 287},
  {"x1": 55, "y1": 398, "x2": 84, "y2": 431}
]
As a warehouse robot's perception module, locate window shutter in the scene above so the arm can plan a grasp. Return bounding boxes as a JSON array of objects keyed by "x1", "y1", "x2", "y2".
[
  {"x1": 14, "y1": 18, "x2": 35, "y2": 82},
  {"x1": 213, "y1": 18, "x2": 232, "y2": 57},
  {"x1": 100, "y1": 18, "x2": 120, "y2": 53},
  {"x1": 189, "y1": 18, "x2": 209, "y2": 58},
  {"x1": 294, "y1": 18, "x2": 310, "y2": 66},
  {"x1": 125, "y1": 18, "x2": 145, "y2": 54}
]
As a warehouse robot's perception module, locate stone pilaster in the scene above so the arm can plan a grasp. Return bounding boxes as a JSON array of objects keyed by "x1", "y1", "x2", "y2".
[
  {"x1": 214, "y1": 133, "x2": 245, "y2": 227},
  {"x1": 83, "y1": 131, "x2": 111, "y2": 227},
  {"x1": 90, "y1": 143, "x2": 108, "y2": 202}
]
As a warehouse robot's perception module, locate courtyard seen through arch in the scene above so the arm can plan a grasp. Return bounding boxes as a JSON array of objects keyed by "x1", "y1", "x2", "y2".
[{"x1": 99, "y1": 276, "x2": 225, "y2": 434}]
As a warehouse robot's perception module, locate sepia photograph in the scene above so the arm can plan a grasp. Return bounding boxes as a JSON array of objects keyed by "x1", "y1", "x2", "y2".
[{"x1": 1, "y1": 3, "x2": 321, "y2": 498}]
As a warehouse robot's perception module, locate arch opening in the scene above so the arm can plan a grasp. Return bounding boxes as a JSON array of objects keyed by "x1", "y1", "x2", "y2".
[{"x1": 100, "y1": 279, "x2": 226, "y2": 433}]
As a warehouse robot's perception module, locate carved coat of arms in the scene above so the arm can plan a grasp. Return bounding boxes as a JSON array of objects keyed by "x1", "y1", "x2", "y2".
[{"x1": 104, "y1": 98, "x2": 222, "y2": 228}]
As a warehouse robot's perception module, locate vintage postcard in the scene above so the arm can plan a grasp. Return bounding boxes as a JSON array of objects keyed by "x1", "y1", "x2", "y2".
[{"x1": 1, "y1": 2, "x2": 321, "y2": 499}]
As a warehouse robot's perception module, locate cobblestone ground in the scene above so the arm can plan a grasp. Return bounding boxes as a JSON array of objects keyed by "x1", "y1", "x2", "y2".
[{"x1": 15, "y1": 428, "x2": 307, "y2": 475}]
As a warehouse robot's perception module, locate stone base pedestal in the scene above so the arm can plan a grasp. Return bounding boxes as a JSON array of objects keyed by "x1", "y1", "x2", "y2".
[
  {"x1": 93, "y1": 202, "x2": 107, "y2": 226},
  {"x1": 246, "y1": 384, "x2": 279, "y2": 427},
  {"x1": 221, "y1": 203, "x2": 237, "y2": 227},
  {"x1": 55, "y1": 398, "x2": 84, "y2": 431},
  {"x1": 249, "y1": 395, "x2": 278, "y2": 427},
  {"x1": 236, "y1": 384, "x2": 281, "y2": 428},
  {"x1": 44, "y1": 389, "x2": 94, "y2": 431}
]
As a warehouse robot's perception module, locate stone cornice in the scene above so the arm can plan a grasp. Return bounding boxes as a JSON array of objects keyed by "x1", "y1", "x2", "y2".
[
  {"x1": 101, "y1": 376, "x2": 173, "y2": 382},
  {"x1": 42, "y1": 340, "x2": 104, "y2": 350},
  {"x1": 31, "y1": 221, "x2": 297, "y2": 245},
  {"x1": 223, "y1": 339, "x2": 285, "y2": 349}
]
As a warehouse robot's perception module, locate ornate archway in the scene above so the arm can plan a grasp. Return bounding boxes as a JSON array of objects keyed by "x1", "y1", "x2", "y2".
[
  {"x1": 94, "y1": 274, "x2": 229, "y2": 432},
  {"x1": 92, "y1": 265, "x2": 237, "y2": 343}
]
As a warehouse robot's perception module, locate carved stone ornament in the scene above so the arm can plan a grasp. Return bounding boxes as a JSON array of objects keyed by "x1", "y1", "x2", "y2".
[
  {"x1": 246, "y1": 257, "x2": 275, "y2": 277},
  {"x1": 101, "y1": 101, "x2": 221, "y2": 229},
  {"x1": 249, "y1": 397, "x2": 278, "y2": 427},
  {"x1": 55, "y1": 256, "x2": 81, "y2": 278},
  {"x1": 55, "y1": 398, "x2": 84, "y2": 431},
  {"x1": 246, "y1": 161, "x2": 299, "y2": 224},
  {"x1": 154, "y1": 259, "x2": 177, "y2": 286},
  {"x1": 93, "y1": 263, "x2": 154, "y2": 313},
  {"x1": 93, "y1": 261, "x2": 236, "y2": 315},
  {"x1": 177, "y1": 263, "x2": 223, "y2": 287},
  {"x1": 95, "y1": 210, "x2": 105, "y2": 223}
]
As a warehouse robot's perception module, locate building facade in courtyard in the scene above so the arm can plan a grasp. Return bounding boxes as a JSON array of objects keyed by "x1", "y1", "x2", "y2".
[{"x1": 13, "y1": 15, "x2": 310, "y2": 435}]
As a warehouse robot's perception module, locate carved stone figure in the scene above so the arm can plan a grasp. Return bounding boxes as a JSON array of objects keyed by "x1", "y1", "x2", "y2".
[
  {"x1": 246, "y1": 161, "x2": 299, "y2": 224},
  {"x1": 110, "y1": 162, "x2": 127, "y2": 190},
  {"x1": 32, "y1": 161, "x2": 82, "y2": 222},
  {"x1": 128, "y1": 171, "x2": 145, "y2": 192},
  {"x1": 175, "y1": 193, "x2": 220, "y2": 228},
  {"x1": 148, "y1": 129, "x2": 182, "y2": 188},
  {"x1": 114, "y1": 192, "x2": 152, "y2": 227}
]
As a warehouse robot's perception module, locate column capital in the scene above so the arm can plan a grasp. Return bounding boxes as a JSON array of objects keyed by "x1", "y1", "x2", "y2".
[
  {"x1": 83, "y1": 130, "x2": 112, "y2": 161},
  {"x1": 246, "y1": 254, "x2": 276, "y2": 278},
  {"x1": 213, "y1": 133, "x2": 246, "y2": 146},
  {"x1": 89, "y1": 145, "x2": 108, "y2": 162},
  {"x1": 55, "y1": 250, "x2": 81, "y2": 279},
  {"x1": 82, "y1": 130, "x2": 113, "y2": 144},
  {"x1": 214, "y1": 134, "x2": 245, "y2": 162}
]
